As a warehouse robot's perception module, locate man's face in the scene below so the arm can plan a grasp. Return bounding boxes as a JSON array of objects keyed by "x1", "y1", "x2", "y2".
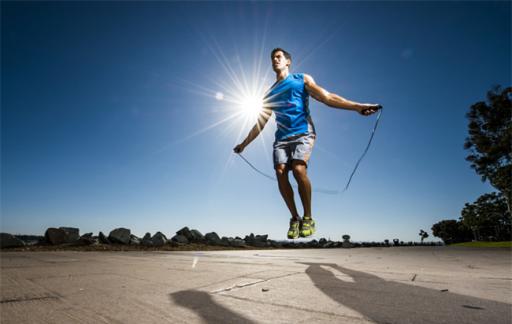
[{"x1": 272, "y1": 51, "x2": 290, "y2": 72}]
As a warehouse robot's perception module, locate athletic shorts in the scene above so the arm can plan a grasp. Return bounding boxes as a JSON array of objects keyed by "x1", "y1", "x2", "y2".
[{"x1": 273, "y1": 133, "x2": 316, "y2": 169}]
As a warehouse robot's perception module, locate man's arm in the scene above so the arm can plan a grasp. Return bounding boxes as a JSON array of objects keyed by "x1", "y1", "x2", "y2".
[
  {"x1": 233, "y1": 108, "x2": 272, "y2": 153},
  {"x1": 304, "y1": 74, "x2": 381, "y2": 115}
]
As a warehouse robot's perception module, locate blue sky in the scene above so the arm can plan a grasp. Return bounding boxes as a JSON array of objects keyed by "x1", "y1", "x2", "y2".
[{"x1": 2, "y1": 1, "x2": 510, "y2": 242}]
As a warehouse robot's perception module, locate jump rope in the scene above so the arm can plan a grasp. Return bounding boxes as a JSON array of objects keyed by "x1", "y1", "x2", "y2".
[{"x1": 236, "y1": 106, "x2": 382, "y2": 195}]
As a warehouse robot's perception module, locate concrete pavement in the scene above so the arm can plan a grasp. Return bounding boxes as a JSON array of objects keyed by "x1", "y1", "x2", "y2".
[{"x1": 1, "y1": 247, "x2": 511, "y2": 323}]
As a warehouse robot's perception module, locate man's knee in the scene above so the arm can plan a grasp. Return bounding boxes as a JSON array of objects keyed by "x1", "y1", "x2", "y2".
[
  {"x1": 275, "y1": 164, "x2": 289, "y2": 179},
  {"x1": 291, "y1": 160, "x2": 307, "y2": 178}
]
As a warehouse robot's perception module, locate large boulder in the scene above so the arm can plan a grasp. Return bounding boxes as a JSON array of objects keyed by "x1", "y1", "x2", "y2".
[
  {"x1": 152, "y1": 232, "x2": 167, "y2": 247},
  {"x1": 74, "y1": 233, "x2": 96, "y2": 246},
  {"x1": 322, "y1": 241, "x2": 336, "y2": 248},
  {"x1": 44, "y1": 227, "x2": 80, "y2": 245},
  {"x1": 269, "y1": 240, "x2": 283, "y2": 248},
  {"x1": 59, "y1": 227, "x2": 80, "y2": 243},
  {"x1": 129, "y1": 234, "x2": 141, "y2": 245},
  {"x1": 306, "y1": 239, "x2": 319, "y2": 248},
  {"x1": 230, "y1": 238, "x2": 246, "y2": 247},
  {"x1": 189, "y1": 229, "x2": 204, "y2": 243},
  {"x1": 98, "y1": 232, "x2": 111, "y2": 244},
  {"x1": 176, "y1": 227, "x2": 192, "y2": 239},
  {"x1": 45, "y1": 228, "x2": 67, "y2": 245},
  {"x1": 108, "y1": 228, "x2": 131, "y2": 244},
  {"x1": 141, "y1": 233, "x2": 153, "y2": 246},
  {"x1": 0, "y1": 233, "x2": 25, "y2": 248},
  {"x1": 176, "y1": 227, "x2": 204, "y2": 243},
  {"x1": 204, "y1": 232, "x2": 222, "y2": 245},
  {"x1": 171, "y1": 234, "x2": 189, "y2": 244}
]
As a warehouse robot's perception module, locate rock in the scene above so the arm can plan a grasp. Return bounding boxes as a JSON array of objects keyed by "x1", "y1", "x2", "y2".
[
  {"x1": 270, "y1": 240, "x2": 282, "y2": 248},
  {"x1": 255, "y1": 234, "x2": 268, "y2": 242},
  {"x1": 75, "y1": 233, "x2": 95, "y2": 246},
  {"x1": 168, "y1": 240, "x2": 179, "y2": 247},
  {"x1": 219, "y1": 237, "x2": 231, "y2": 247},
  {"x1": 322, "y1": 241, "x2": 335, "y2": 248},
  {"x1": 152, "y1": 232, "x2": 167, "y2": 247},
  {"x1": 99, "y1": 232, "x2": 111, "y2": 244},
  {"x1": 172, "y1": 234, "x2": 189, "y2": 244},
  {"x1": 176, "y1": 227, "x2": 192, "y2": 239},
  {"x1": 189, "y1": 229, "x2": 204, "y2": 242},
  {"x1": 14, "y1": 235, "x2": 44, "y2": 245},
  {"x1": 244, "y1": 233, "x2": 255, "y2": 243},
  {"x1": 251, "y1": 241, "x2": 267, "y2": 247},
  {"x1": 108, "y1": 228, "x2": 131, "y2": 244},
  {"x1": 45, "y1": 228, "x2": 67, "y2": 245},
  {"x1": 59, "y1": 227, "x2": 80, "y2": 243},
  {"x1": 342, "y1": 241, "x2": 353, "y2": 248},
  {"x1": 245, "y1": 233, "x2": 269, "y2": 247},
  {"x1": 0, "y1": 233, "x2": 25, "y2": 248},
  {"x1": 205, "y1": 232, "x2": 222, "y2": 245},
  {"x1": 129, "y1": 234, "x2": 141, "y2": 245},
  {"x1": 141, "y1": 233, "x2": 153, "y2": 246},
  {"x1": 230, "y1": 238, "x2": 246, "y2": 247},
  {"x1": 307, "y1": 239, "x2": 319, "y2": 248},
  {"x1": 318, "y1": 238, "x2": 327, "y2": 245}
]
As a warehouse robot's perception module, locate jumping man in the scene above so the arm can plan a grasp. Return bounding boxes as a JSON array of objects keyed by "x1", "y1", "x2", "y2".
[{"x1": 234, "y1": 48, "x2": 381, "y2": 239}]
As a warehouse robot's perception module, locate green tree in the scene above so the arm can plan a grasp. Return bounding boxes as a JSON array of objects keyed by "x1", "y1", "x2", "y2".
[
  {"x1": 464, "y1": 86, "x2": 512, "y2": 213},
  {"x1": 431, "y1": 220, "x2": 472, "y2": 244},
  {"x1": 419, "y1": 230, "x2": 429, "y2": 243},
  {"x1": 460, "y1": 192, "x2": 511, "y2": 240}
]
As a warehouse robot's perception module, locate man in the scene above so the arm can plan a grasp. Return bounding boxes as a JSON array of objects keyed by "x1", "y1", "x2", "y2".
[{"x1": 234, "y1": 48, "x2": 381, "y2": 239}]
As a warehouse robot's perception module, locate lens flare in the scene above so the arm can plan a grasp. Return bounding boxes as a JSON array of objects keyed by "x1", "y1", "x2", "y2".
[{"x1": 240, "y1": 94, "x2": 263, "y2": 122}]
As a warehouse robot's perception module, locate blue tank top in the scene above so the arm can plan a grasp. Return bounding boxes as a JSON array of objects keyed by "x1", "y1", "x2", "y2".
[{"x1": 263, "y1": 73, "x2": 315, "y2": 140}]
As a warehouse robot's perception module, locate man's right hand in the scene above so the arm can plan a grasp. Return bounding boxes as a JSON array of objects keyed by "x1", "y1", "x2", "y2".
[{"x1": 233, "y1": 143, "x2": 245, "y2": 154}]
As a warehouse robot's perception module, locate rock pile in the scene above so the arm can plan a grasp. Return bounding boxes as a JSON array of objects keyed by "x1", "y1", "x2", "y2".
[{"x1": 0, "y1": 227, "x2": 443, "y2": 249}]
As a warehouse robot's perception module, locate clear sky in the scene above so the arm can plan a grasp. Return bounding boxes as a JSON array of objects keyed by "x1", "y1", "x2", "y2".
[{"x1": 2, "y1": 1, "x2": 510, "y2": 242}]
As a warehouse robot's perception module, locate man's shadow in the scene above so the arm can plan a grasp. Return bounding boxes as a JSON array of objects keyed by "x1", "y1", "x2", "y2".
[
  {"x1": 170, "y1": 290, "x2": 256, "y2": 324},
  {"x1": 170, "y1": 263, "x2": 511, "y2": 324},
  {"x1": 301, "y1": 262, "x2": 511, "y2": 324}
]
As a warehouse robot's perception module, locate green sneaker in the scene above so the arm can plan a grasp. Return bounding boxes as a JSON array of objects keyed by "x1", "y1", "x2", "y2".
[
  {"x1": 287, "y1": 219, "x2": 300, "y2": 239},
  {"x1": 300, "y1": 217, "x2": 316, "y2": 237}
]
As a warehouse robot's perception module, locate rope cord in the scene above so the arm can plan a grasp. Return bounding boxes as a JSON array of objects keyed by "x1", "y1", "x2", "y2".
[{"x1": 236, "y1": 108, "x2": 382, "y2": 195}]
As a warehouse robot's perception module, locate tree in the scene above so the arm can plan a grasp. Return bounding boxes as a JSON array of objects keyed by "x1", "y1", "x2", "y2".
[
  {"x1": 464, "y1": 86, "x2": 512, "y2": 213},
  {"x1": 460, "y1": 192, "x2": 511, "y2": 241},
  {"x1": 419, "y1": 230, "x2": 429, "y2": 243},
  {"x1": 431, "y1": 220, "x2": 472, "y2": 244}
]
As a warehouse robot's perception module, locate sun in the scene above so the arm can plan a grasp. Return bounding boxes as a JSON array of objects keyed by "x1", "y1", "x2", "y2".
[{"x1": 241, "y1": 95, "x2": 263, "y2": 121}]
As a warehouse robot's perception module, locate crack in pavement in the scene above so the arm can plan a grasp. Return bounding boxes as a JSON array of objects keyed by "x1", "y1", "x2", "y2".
[{"x1": 210, "y1": 271, "x2": 303, "y2": 294}]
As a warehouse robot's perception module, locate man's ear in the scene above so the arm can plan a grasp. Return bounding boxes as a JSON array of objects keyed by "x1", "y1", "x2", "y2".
[{"x1": 286, "y1": 58, "x2": 291, "y2": 67}]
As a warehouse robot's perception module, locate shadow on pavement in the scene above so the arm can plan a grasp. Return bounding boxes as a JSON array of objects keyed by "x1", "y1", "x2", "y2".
[
  {"x1": 170, "y1": 290, "x2": 256, "y2": 324},
  {"x1": 301, "y1": 262, "x2": 511, "y2": 324}
]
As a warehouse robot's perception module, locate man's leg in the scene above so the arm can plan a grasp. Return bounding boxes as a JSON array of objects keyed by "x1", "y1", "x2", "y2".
[
  {"x1": 291, "y1": 160, "x2": 312, "y2": 218},
  {"x1": 275, "y1": 164, "x2": 300, "y2": 220}
]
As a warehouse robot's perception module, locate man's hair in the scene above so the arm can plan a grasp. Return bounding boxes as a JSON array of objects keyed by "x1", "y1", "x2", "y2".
[{"x1": 271, "y1": 48, "x2": 292, "y2": 62}]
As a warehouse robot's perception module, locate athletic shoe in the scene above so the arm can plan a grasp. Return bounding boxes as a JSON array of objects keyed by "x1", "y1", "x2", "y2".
[
  {"x1": 300, "y1": 217, "x2": 316, "y2": 237},
  {"x1": 287, "y1": 219, "x2": 300, "y2": 239}
]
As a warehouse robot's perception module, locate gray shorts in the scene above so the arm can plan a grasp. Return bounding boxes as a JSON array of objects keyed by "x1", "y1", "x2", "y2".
[{"x1": 273, "y1": 133, "x2": 316, "y2": 169}]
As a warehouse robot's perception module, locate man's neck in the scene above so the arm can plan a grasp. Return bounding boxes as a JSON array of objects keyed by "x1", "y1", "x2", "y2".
[{"x1": 275, "y1": 70, "x2": 289, "y2": 82}]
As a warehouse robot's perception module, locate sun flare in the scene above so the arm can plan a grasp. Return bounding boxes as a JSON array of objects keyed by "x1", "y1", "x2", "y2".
[{"x1": 241, "y1": 95, "x2": 263, "y2": 121}]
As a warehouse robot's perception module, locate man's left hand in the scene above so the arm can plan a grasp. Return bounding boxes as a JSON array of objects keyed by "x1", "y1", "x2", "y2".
[{"x1": 360, "y1": 104, "x2": 382, "y2": 116}]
